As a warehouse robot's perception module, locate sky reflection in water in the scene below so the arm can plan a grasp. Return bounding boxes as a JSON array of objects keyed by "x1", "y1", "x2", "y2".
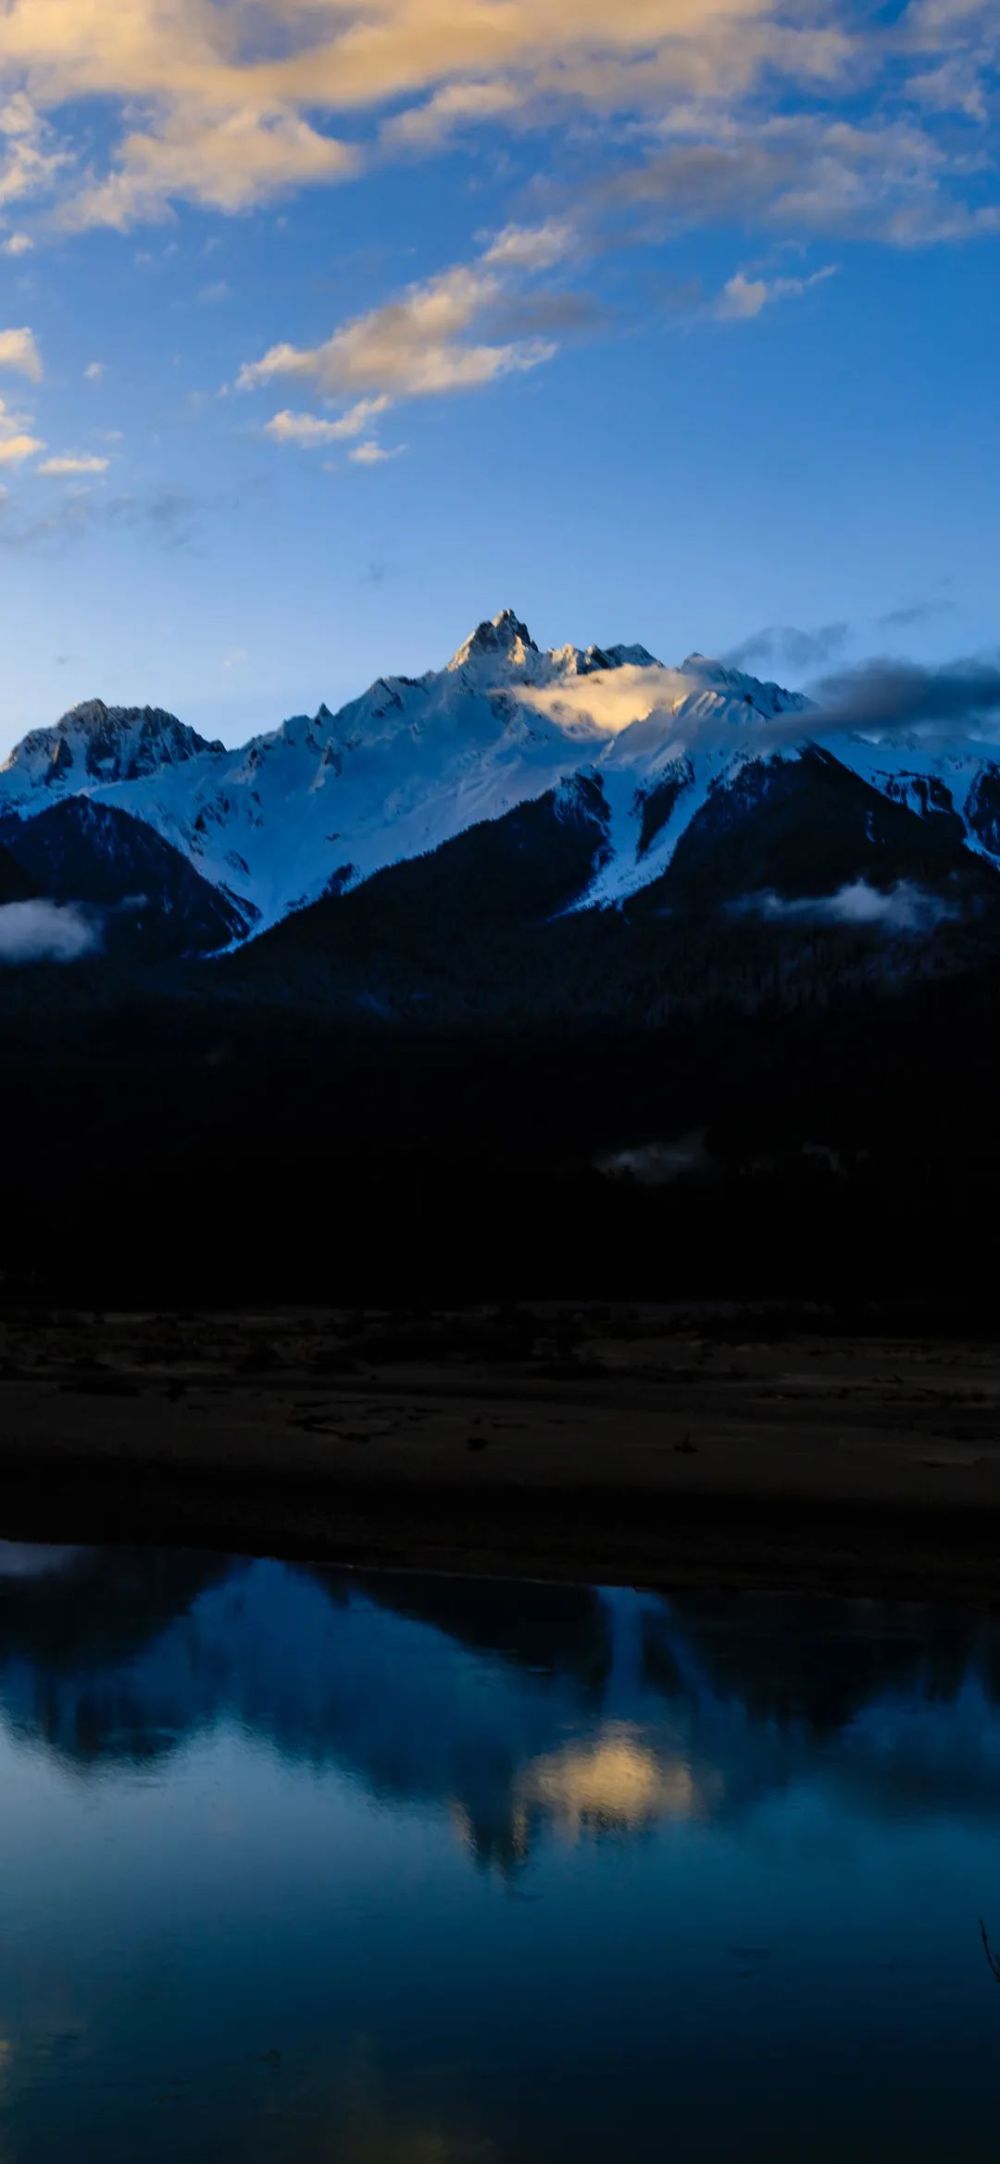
[{"x1": 0, "y1": 1544, "x2": 1000, "y2": 2160}]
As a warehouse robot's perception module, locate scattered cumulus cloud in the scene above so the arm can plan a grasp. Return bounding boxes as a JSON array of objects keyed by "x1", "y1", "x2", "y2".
[
  {"x1": 62, "y1": 111, "x2": 358, "y2": 233},
  {"x1": 263, "y1": 396, "x2": 390, "y2": 446},
  {"x1": 0, "y1": 393, "x2": 42, "y2": 462},
  {"x1": 0, "y1": 325, "x2": 41, "y2": 381},
  {"x1": 241, "y1": 231, "x2": 565, "y2": 445},
  {"x1": 0, "y1": 434, "x2": 41, "y2": 463},
  {"x1": 348, "y1": 440, "x2": 405, "y2": 464},
  {"x1": 239, "y1": 259, "x2": 553, "y2": 407},
  {"x1": 0, "y1": 92, "x2": 66, "y2": 215},
  {"x1": 715, "y1": 263, "x2": 838, "y2": 318},
  {"x1": 381, "y1": 79, "x2": 522, "y2": 152},
  {"x1": 481, "y1": 220, "x2": 577, "y2": 271},
  {"x1": 600, "y1": 112, "x2": 1000, "y2": 250},
  {"x1": 0, "y1": 0, "x2": 986, "y2": 272},
  {"x1": 0, "y1": 0, "x2": 990, "y2": 484},
  {"x1": 37, "y1": 452, "x2": 109, "y2": 476},
  {"x1": 908, "y1": 55, "x2": 989, "y2": 120}
]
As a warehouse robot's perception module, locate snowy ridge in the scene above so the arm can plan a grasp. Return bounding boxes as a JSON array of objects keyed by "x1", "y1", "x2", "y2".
[
  {"x1": 1, "y1": 609, "x2": 998, "y2": 938},
  {"x1": 1, "y1": 701, "x2": 224, "y2": 796}
]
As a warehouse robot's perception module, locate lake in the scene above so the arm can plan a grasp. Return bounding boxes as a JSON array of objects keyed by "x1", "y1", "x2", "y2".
[{"x1": 0, "y1": 1543, "x2": 999, "y2": 2161}]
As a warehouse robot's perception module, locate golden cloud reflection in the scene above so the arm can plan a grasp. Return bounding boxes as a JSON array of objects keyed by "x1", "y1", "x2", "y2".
[{"x1": 517, "y1": 1722, "x2": 720, "y2": 1841}]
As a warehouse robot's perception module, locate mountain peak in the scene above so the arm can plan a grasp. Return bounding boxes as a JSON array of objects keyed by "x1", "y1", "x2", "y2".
[
  {"x1": 0, "y1": 701, "x2": 223, "y2": 797},
  {"x1": 61, "y1": 698, "x2": 113, "y2": 729},
  {"x1": 59, "y1": 698, "x2": 194, "y2": 735},
  {"x1": 448, "y1": 609, "x2": 538, "y2": 674},
  {"x1": 678, "y1": 652, "x2": 811, "y2": 719}
]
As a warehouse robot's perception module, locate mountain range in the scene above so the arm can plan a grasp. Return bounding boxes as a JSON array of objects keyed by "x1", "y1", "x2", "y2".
[
  {"x1": 3, "y1": 608, "x2": 1000, "y2": 1304},
  {"x1": 3, "y1": 608, "x2": 1000, "y2": 991}
]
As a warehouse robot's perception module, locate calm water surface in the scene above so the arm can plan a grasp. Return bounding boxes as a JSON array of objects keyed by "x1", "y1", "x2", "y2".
[{"x1": 1, "y1": 1544, "x2": 1000, "y2": 2160}]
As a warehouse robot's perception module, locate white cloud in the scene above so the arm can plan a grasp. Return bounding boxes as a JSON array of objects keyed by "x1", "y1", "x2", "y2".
[
  {"x1": 730, "y1": 880, "x2": 960, "y2": 931},
  {"x1": 0, "y1": 436, "x2": 41, "y2": 462},
  {"x1": 62, "y1": 108, "x2": 358, "y2": 232},
  {"x1": 239, "y1": 257, "x2": 555, "y2": 428},
  {"x1": 0, "y1": 0, "x2": 985, "y2": 258},
  {"x1": 38, "y1": 452, "x2": 110, "y2": 475},
  {"x1": 83, "y1": 360, "x2": 105, "y2": 381},
  {"x1": 0, "y1": 93, "x2": 66, "y2": 214},
  {"x1": 1, "y1": 231, "x2": 32, "y2": 256},
  {"x1": 0, "y1": 393, "x2": 42, "y2": 463},
  {"x1": 0, "y1": 326, "x2": 41, "y2": 381},
  {"x1": 482, "y1": 220, "x2": 577, "y2": 270},
  {"x1": 263, "y1": 396, "x2": 390, "y2": 445},
  {"x1": 348, "y1": 440, "x2": 405, "y2": 463},
  {"x1": 0, "y1": 900, "x2": 98, "y2": 963},
  {"x1": 908, "y1": 56, "x2": 989, "y2": 118},
  {"x1": 715, "y1": 262, "x2": 838, "y2": 317},
  {"x1": 382, "y1": 80, "x2": 522, "y2": 151},
  {"x1": 603, "y1": 112, "x2": 1000, "y2": 250},
  {"x1": 514, "y1": 662, "x2": 687, "y2": 737}
]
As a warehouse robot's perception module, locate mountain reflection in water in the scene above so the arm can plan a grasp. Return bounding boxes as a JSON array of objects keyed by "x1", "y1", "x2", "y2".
[
  {"x1": 1, "y1": 1544, "x2": 1000, "y2": 2161},
  {"x1": 1, "y1": 1547, "x2": 998, "y2": 1857}
]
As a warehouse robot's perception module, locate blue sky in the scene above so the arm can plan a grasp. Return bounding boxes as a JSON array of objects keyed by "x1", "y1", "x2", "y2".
[{"x1": 0, "y1": 0, "x2": 997, "y2": 753}]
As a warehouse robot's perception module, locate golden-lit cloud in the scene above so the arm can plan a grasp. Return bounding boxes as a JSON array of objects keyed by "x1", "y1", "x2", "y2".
[
  {"x1": 0, "y1": 325, "x2": 41, "y2": 380},
  {"x1": 38, "y1": 451, "x2": 109, "y2": 474},
  {"x1": 348, "y1": 439, "x2": 404, "y2": 462},
  {"x1": 516, "y1": 661, "x2": 689, "y2": 736},
  {"x1": 0, "y1": 0, "x2": 776, "y2": 227},
  {"x1": 264, "y1": 395, "x2": 391, "y2": 443},
  {"x1": 0, "y1": 0, "x2": 985, "y2": 420},
  {"x1": 0, "y1": 0, "x2": 985, "y2": 239},
  {"x1": 0, "y1": 426, "x2": 43, "y2": 463},
  {"x1": 381, "y1": 78, "x2": 522, "y2": 151},
  {"x1": 240, "y1": 255, "x2": 556, "y2": 429},
  {"x1": 0, "y1": 381, "x2": 43, "y2": 465},
  {"x1": 0, "y1": 89, "x2": 66, "y2": 213},
  {"x1": 63, "y1": 108, "x2": 358, "y2": 230}
]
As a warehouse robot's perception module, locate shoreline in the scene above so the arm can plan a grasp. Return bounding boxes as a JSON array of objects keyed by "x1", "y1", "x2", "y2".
[
  {"x1": 4, "y1": 1449, "x2": 1000, "y2": 1608},
  {"x1": 4, "y1": 1306, "x2": 1000, "y2": 1605}
]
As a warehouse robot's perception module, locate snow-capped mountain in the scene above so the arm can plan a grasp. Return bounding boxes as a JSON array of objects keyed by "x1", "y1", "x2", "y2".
[
  {"x1": 0, "y1": 612, "x2": 811, "y2": 930},
  {"x1": 0, "y1": 798, "x2": 250, "y2": 964},
  {"x1": 5, "y1": 700, "x2": 223, "y2": 792},
  {"x1": 1, "y1": 609, "x2": 999, "y2": 941}
]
